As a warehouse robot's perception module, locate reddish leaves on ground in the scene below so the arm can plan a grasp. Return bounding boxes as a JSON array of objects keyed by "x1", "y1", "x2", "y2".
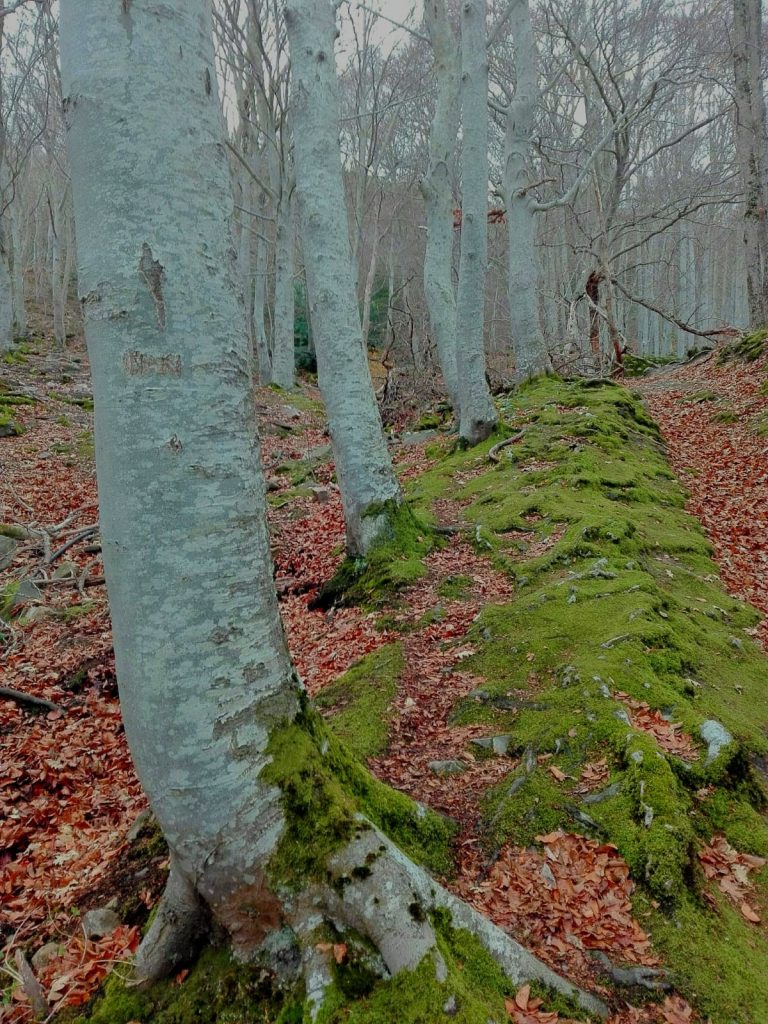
[
  {"x1": 458, "y1": 832, "x2": 656, "y2": 981},
  {"x1": 614, "y1": 693, "x2": 698, "y2": 761},
  {"x1": 634, "y1": 350, "x2": 768, "y2": 650},
  {"x1": 699, "y1": 834, "x2": 766, "y2": 922}
]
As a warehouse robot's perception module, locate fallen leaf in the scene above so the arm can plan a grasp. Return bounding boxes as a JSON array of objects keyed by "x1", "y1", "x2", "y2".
[{"x1": 515, "y1": 983, "x2": 530, "y2": 1010}]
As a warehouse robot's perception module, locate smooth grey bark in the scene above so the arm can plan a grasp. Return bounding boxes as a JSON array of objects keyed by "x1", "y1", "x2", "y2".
[
  {"x1": 253, "y1": 226, "x2": 271, "y2": 380},
  {"x1": 271, "y1": 184, "x2": 296, "y2": 389},
  {"x1": 61, "y1": 0, "x2": 298, "y2": 972},
  {"x1": 360, "y1": 195, "x2": 382, "y2": 350},
  {"x1": 10, "y1": 202, "x2": 26, "y2": 339},
  {"x1": 455, "y1": 0, "x2": 497, "y2": 444},
  {"x1": 285, "y1": 0, "x2": 402, "y2": 554},
  {"x1": 0, "y1": 229, "x2": 12, "y2": 353},
  {"x1": 733, "y1": 0, "x2": 768, "y2": 328},
  {"x1": 420, "y1": 0, "x2": 460, "y2": 408},
  {"x1": 504, "y1": 0, "x2": 552, "y2": 380},
  {"x1": 51, "y1": 192, "x2": 73, "y2": 348}
]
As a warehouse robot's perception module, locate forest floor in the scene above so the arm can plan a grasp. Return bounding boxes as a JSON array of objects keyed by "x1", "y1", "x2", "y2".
[{"x1": 2, "y1": 326, "x2": 768, "y2": 1024}]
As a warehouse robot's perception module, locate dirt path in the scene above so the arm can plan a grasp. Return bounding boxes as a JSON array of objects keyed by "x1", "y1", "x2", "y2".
[{"x1": 632, "y1": 349, "x2": 768, "y2": 651}]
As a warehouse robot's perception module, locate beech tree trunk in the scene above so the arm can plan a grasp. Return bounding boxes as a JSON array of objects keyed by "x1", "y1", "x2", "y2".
[
  {"x1": 733, "y1": 0, "x2": 768, "y2": 328},
  {"x1": 10, "y1": 202, "x2": 26, "y2": 340},
  {"x1": 61, "y1": 0, "x2": 301, "y2": 970},
  {"x1": 253, "y1": 226, "x2": 271, "y2": 381},
  {"x1": 455, "y1": 0, "x2": 497, "y2": 444},
  {"x1": 285, "y1": 0, "x2": 401, "y2": 554},
  {"x1": 270, "y1": 184, "x2": 296, "y2": 389},
  {"x1": 421, "y1": 0, "x2": 460, "y2": 408},
  {"x1": 505, "y1": 0, "x2": 552, "y2": 381},
  {"x1": 0, "y1": 228, "x2": 12, "y2": 353}
]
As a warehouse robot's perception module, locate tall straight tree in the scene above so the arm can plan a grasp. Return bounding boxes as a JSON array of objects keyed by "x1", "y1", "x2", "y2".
[
  {"x1": 455, "y1": 0, "x2": 497, "y2": 444},
  {"x1": 421, "y1": 0, "x2": 460, "y2": 409},
  {"x1": 284, "y1": 0, "x2": 402, "y2": 553},
  {"x1": 502, "y1": 0, "x2": 552, "y2": 379},
  {"x1": 59, "y1": 4, "x2": 604, "y2": 1014},
  {"x1": 733, "y1": 0, "x2": 768, "y2": 328}
]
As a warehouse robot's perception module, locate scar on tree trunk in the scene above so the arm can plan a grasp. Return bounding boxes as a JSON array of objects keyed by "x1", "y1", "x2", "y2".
[{"x1": 585, "y1": 270, "x2": 623, "y2": 367}]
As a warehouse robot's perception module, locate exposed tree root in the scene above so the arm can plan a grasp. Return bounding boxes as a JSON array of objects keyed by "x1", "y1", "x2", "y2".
[
  {"x1": 131, "y1": 822, "x2": 609, "y2": 1017},
  {"x1": 488, "y1": 429, "x2": 527, "y2": 464},
  {"x1": 325, "y1": 824, "x2": 609, "y2": 1017},
  {"x1": 132, "y1": 858, "x2": 210, "y2": 988},
  {"x1": 592, "y1": 951, "x2": 671, "y2": 992}
]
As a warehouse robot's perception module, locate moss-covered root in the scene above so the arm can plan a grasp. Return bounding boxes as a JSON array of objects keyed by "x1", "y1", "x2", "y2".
[
  {"x1": 133, "y1": 858, "x2": 209, "y2": 987},
  {"x1": 323, "y1": 824, "x2": 608, "y2": 1020}
]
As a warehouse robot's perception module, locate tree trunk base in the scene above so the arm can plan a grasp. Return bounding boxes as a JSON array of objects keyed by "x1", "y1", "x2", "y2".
[
  {"x1": 133, "y1": 859, "x2": 210, "y2": 988},
  {"x1": 133, "y1": 822, "x2": 608, "y2": 1018}
]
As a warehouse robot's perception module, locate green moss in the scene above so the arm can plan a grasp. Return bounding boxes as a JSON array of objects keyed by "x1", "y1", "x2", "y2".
[
  {"x1": 398, "y1": 378, "x2": 768, "y2": 908},
  {"x1": 634, "y1": 887, "x2": 768, "y2": 1023},
  {"x1": 716, "y1": 328, "x2": 768, "y2": 365},
  {"x1": 0, "y1": 583, "x2": 18, "y2": 621},
  {"x1": 70, "y1": 947, "x2": 299, "y2": 1024},
  {"x1": 437, "y1": 574, "x2": 473, "y2": 600},
  {"x1": 77, "y1": 430, "x2": 95, "y2": 460},
  {"x1": 0, "y1": 393, "x2": 35, "y2": 406},
  {"x1": 315, "y1": 643, "x2": 403, "y2": 759},
  {"x1": 263, "y1": 705, "x2": 455, "y2": 890},
  {"x1": 1, "y1": 349, "x2": 27, "y2": 365},
  {"x1": 47, "y1": 391, "x2": 95, "y2": 411},
  {"x1": 484, "y1": 768, "x2": 572, "y2": 848},
  {"x1": 0, "y1": 524, "x2": 28, "y2": 539},
  {"x1": 413, "y1": 411, "x2": 443, "y2": 431},
  {"x1": 748, "y1": 410, "x2": 768, "y2": 437},
  {"x1": 285, "y1": 389, "x2": 325, "y2": 415},
  {"x1": 0, "y1": 409, "x2": 22, "y2": 435},
  {"x1": 622, "y1": 353, "x2": 678, "y2": 377},
  {"x1": 711, "y1": 409, "x2": 738, "y2": 424},
  {"x1": 318, "y1": 910, "x2": 598, "y2": 1024},
  {"x1": 311, "y1": 502, "x2": 436, "y2": 609},
  {"x1": 683, "y1": 389, "x2": 718, "y2": 403}
]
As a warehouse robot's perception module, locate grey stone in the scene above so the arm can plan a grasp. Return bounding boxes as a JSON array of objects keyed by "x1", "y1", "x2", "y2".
[
  {"x1": 306, "y1": 443, "x2": 332, "y2": 461},
  {"x1": 401, "y1": 429, "x2": 439, "y2": 446},
  {"x1": 428, "y1": 760, "x2": 466, "y2": 776},
  {"x1": 12, "y1": 579, "x2": 43, "y2": 609},
  {"x1": 310, "y1": 486, "x2": 330, "y2": 504},
  {"x1": 583, "y1": 782, "x2": 622, "y2": 805},
  {"x1": 81, "y1": 907, "x2": 121, "y2": 939},
  {"x1": 471, "y1": 734, "x2": 513, "y2": 755},
  {"x1": 613, "y1": 708, "x2": 631, "y2": 726},
  {"x1": 0, "y1": 534, "x2": 18, "y2": 570},
  {"x1": 22, "y1": 606, "x2": 56, "y2": 623},
  {"x1": 540, "y1": 863, "x2": 557, "y2": 889},
  {"x1": 126, "y1": 807, "x2": 155, "y2": 842},
  {"x1": 278, "y1": 403, "x2": 302, "y2": 420},
  {"x1": 443, "y1": 995, "x2": 459, "y2": 1016},
  {"x1": 52, "y1": 560, "x2": 78, "y2": 580},
  {"x1": 700, "y1": 719, "x2": 733, "y2": 764},
  {"x1": 31, "y1": 943, "x2": 63, "y2": 971}
]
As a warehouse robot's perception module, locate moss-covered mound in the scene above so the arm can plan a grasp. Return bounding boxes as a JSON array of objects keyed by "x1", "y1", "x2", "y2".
[
  {"x1": 716, "y1": 327, "x2": 768, "y2": 365},
  {"x1": 403, "y1": 377, "x2": 768, "y2": 1020}
]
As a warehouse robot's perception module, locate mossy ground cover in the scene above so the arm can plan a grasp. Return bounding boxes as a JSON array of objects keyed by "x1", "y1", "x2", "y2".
[{"x1": 401, "y1": 377, "x2": 768, "y2": 1019}]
